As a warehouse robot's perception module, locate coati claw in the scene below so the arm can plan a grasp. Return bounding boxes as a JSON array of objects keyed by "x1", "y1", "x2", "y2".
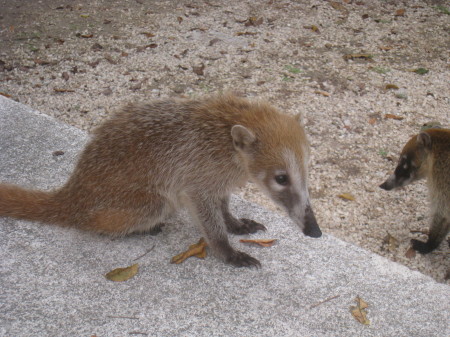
[
  {"x1": 226, "y1": 251, "x2": 261, "y2": 268},
  {"x1": 237, "y1": 218, "x2": 267, "y2": 234}
]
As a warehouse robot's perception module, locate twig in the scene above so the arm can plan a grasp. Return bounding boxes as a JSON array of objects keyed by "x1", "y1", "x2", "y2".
[
  {"x1": 310, "y1": 295, "x2": 340, "y2": 309},
  {"x1": 107, "y1": 315, "x2": 140, "y2": 320},
  {"x1": 133, "y1": 244, "x2": 156, "y2": 261}
]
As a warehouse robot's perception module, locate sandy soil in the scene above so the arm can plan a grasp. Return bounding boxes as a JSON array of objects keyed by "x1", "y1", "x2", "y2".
[{"x1": 0, "y1": 0, "x2": 449, "y2": 282}]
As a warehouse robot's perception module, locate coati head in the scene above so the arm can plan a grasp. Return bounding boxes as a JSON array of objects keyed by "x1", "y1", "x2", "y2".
[
  {"x1": 380, "y1": 131, "x2": 432, "y2": 191},
  {"x1": 230, "y1": 113, "x2": 322, "y2": 238}
]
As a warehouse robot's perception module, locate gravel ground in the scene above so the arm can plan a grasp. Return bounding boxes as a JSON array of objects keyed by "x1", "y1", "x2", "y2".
[{"x1": 1, "y1": 0, "x2": 449, "y2": 282}]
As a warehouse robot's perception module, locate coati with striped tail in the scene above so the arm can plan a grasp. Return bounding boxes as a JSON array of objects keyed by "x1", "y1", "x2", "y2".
[
  {"x1": 380, "y1": 128, "x2": 450, "y2": 254},
  {"x1": 0, "y1": 94, "x2": 321, "y2": 267}
]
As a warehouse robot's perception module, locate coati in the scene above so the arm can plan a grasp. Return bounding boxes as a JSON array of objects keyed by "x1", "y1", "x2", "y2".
[
  {"x1": 0, "y1": 94, "x2": 321, "y2": 267},
  {"x1": 380, "y1": 128, "x2": 450, "y2": 254}
]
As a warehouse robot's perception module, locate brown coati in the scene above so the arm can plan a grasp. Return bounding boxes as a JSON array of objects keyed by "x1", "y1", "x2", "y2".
[
  {"x1": 0, "y1": 94, "x2": 321, "y2": 267},
  {"x1": 380, "y1": 129, "x2": 450, "y2": 254}
]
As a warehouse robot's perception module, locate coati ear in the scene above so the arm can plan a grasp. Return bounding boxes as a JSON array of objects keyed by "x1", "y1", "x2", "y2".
[
  {"x1": 231, "y1": 125, "x2": 256, "y2": 151},
  {"x1": 417, "y1": 132, "x2": 432, "y2": 150},
  {"x1": 294, "y1": 112, "x2": 304, "y2": 126}
]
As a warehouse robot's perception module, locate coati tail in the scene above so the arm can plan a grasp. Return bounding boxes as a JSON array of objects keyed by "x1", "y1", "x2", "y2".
[{"x1": 0, "y1": 184, "x2": 64, "y2": 225}]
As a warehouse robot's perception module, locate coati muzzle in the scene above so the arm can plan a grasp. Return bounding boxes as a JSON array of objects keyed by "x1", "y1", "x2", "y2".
[{"x1": 302, "y1": 204, "x2": 322, "y2": 238}]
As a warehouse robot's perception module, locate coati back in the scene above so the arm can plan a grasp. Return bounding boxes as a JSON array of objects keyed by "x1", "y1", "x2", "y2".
[
  {"x1": 0, "y1": 94, "x2": 321, "y2": 267},
  {"x1": 380, "y1": 128, "x2": 450, "y2": 254}
]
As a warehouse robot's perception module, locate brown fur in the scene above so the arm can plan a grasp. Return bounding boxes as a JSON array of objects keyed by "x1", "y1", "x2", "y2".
[{"x1": 0, "y1": 94, "x2": 320, "y2": 267}]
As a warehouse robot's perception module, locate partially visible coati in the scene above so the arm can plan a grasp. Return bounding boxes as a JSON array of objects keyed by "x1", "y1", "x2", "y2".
[
  {"x1": 0, "y1": 94, "x2": 321, "y2": 267},
  {"x1": 380, "y1": 129, "x2": 450, "y2": 254}
]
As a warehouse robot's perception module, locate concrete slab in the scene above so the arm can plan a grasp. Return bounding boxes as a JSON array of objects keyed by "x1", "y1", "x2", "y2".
[{"x1": 0, "y1": 96, "x2": 449, "y2": 337}]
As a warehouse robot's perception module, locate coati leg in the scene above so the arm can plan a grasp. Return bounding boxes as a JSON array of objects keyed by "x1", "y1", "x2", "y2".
[
  {"x1": 186, "y1": 194, "x2": 261, "y2": 267},
  {"x1": 221, "y1": 196, "x2": 266, "y2": 235},
  {"x1": 411, "y1": 213, "x2": 449, "y2": 254}
]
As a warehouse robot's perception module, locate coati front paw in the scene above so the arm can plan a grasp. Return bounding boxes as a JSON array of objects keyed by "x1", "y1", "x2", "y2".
[
  {"x1": 226, "y1": 218, "x2": 267, "y2": 235},
  {"x1": 226, "y1": 251, "x2": 261, "y2": 268},
  {"x1": 411, "y1": 239, "x2": 436, "y2": 254}
]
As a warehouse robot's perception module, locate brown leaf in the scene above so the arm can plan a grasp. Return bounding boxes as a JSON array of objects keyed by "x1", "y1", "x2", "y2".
[
  {"x1": 54, "y1": 88, "x2": 75, "y2": 93},
  {"x1": 239, "y1": 239, "x2": 277, "y2": 247},
  {"x1": 62, "y1": 72, "x2": 69, "y2": 81},
  {"x1": 80, "y1": 33, "x2": 94, "y2": 38},
  {"x1": 105, "y1": 263, "x2": 139, "y2": 282},
  {"x1": 379, "y1": 45, "x2": 393, "y2": 51},
  {"x1": 330, "y1": 1, "x2": 347, "y2": 11},
  {"x1": 343, "y1": 54, "x2": 373, "y2": 61},
  {"x1": 245, "y1": 17, "x2": 263, "y2": 27},
  {"x1": 177, "y1": 16, "x2": 183, "y2": 24},
  {"x1": 338, "y1": 193, "x2": 355, "y2": 201},
  {"x1": 171, "y1": 238, "x2": 208, "y2": 264},
  {"x1": 368, "y1": 118, "x2": 377, "y2": 125},
  {"x1": 314, "y1": 90, "x2": 330, "y2": 97},
  {"x1": 140, "y1": 32, "x2": 155, "y2": 38},
  {"x1": 350, "y1": 296, "x2": 370, "y2": 325},
  {"x1": 0, "y1": 92, "x2": 12, "y2": 98},
  {"x1": 383, "y1": 233, "x2": 399, "y2": 252},
  {"x1": 384, "y1": 113, "x2": 404, "y2": 120},
  {"x1": 405, "y1": 247, "x2": 416, "y2": 259},
  {"x1": 235, "y1": 31, "x2": 257, "y2": 36},
  {"x1": 385, "y1": 84, "x2": 399, "y2": 90},
  {"x1": 192, "y1": 63, "x2": 205, "y2": 76},
  {"x1": 395, "y1": 9, "x2": 405, "y2": 16}
]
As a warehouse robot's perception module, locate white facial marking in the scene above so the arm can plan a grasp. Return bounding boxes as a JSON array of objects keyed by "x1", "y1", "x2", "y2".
[{"x1": 283, "y1": 149, "x2": 309, "y2": 205}]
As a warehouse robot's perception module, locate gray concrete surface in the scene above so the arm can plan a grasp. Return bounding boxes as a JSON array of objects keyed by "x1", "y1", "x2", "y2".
[{"x1": 0, "y1": 96, "x2": 449, "y2": 337}]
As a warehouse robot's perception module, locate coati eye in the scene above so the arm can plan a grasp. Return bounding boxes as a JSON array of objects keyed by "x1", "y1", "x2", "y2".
[{"x1": 275, "y1": 174, "x2": 289, "y2": 186}]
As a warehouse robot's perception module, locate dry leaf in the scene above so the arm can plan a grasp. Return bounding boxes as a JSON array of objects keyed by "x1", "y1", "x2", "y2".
[
  {"x1": 338, "y1": 193, "x2": 355, "y2": 201},
  {"x1": 330, "y1": 1, "x2": 347, "y2": 11},
  {"x1": 405, "y1": 247, "x2": 416, "y2": 259},
  {"x1": 171, "y1": 237, "x2": 208, "y2": 264},
  {"x1": 80, "y1": 33, "x2": 94, "y2": 38},
  {"x1": 245, "y1": 17, "x2": 263, "y2": 27},
  {"x1": 343, "y1": 54, "x2": 373, "y2": 61},
  {"x1": 105, "y1": 263, "x2": 139, "y2": 282},
  {"x1": 192, "y1": 63, "x2": 205, "y2": 76},
  {"x1": 54, "y1": 88, "x2": 75, "y2": 93},
  {"x1": 368, "y1": 118, "x2": 377, "y2": 125},
  {"x1": 383, "y1": 233, "x2": 399, "y2": 252},
  {"x1": 379, "y1": 45, "x2": 393, "y2": 51},
  {"x1": 0, "y1": 92, "x2": 12, "y2": 98},
  {"x1": 140, "y1": 32, "x2": 155, "y2": 38},
  {"x1": 395, "y1": 9, "x2": 405, "y2": 16},
  {"x1": 239, "y1": 239, "x2": 277, "y2": 247},
  {"x1": 314, "y1": 90, "x2": 330, "y2": 97},
  {"x1": 384, "y1": 113, "x2": 404, "y2": 120},
  {"x1": 350, "y1": 296, "x2": 370, "y2": 325},
  {"x1": 385, "y1": 84, "x2": 399, "y2": 90},
  {"x1": 177, "y1": 16, "x2": 183, "y2": 24}
]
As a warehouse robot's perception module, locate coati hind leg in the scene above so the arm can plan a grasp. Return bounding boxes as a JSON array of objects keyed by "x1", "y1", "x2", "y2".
[
  {"x1": 411, "y1": 213, "x2": 449, "y2": 254},
  {"x1": 186, "y1": 194, "x2": 261, "y2": 267},
  {"x1": 221, "y1": 196, "x2": 266, "y2": 235}
]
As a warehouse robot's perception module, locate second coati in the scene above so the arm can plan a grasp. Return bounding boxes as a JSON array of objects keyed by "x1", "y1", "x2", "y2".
[
  {"x1": 0, "y1": 94, "x2": 322, "y2": 267},
  {"x1": 380, "y1": 128, "x2": 450, "y2": 254}
]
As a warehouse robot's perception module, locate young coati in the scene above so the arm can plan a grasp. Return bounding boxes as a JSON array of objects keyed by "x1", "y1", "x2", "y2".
[
  {"x1": 0, "y1": 94, "x2": 321, "y2": 267},
  {"x1": 380, "y1": 128, "x2": 450, "y2": 254}
]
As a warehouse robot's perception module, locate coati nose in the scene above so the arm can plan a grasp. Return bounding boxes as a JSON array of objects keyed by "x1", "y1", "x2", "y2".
[
  {"x1": 303, "y1": 205, "x2": 322, "y2": 238},
  {"x1": 379, "y1": 181, "x2": 392, "y2": 190}
]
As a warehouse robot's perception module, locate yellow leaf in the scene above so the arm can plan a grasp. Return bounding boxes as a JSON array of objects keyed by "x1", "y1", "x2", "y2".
[
  {"x1": 105, "y1": 263, "x2": 139, "y2": 282},
  {"x1": 338, "y1": 193, "x2": 355, "y2": 201},
  {"x1": 239, "y1": 239, "x2": 277, "y2": 247},
  {"x1": 350, "y1": 296, "x2": 370, "y2": 325},
  {"x1": 171, "y1": 238, "x2": 208, "y2": 264}
]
